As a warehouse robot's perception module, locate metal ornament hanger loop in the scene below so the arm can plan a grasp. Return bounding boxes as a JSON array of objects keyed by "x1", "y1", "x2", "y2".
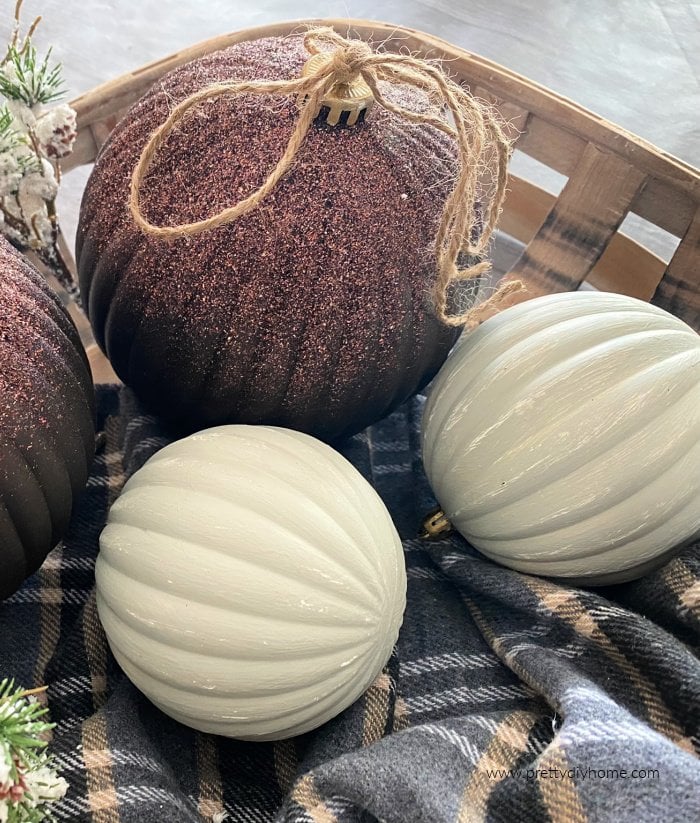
[{"x1": 300, "y1": 52, "x2": 375, "y2": 127}]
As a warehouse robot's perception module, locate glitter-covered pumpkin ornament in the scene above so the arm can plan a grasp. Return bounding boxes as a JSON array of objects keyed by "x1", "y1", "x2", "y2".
[
  {"x1": 0, "y1": 239, "x2": 94, "y2": 600},
  {"x1": 77, "y1": 29, "x2": 511, "y2": 440}
]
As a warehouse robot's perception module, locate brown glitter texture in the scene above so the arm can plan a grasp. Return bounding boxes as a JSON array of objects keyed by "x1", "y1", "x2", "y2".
[
  {"x1": 78, "y1": 35, "x2": 464, "y2": 440},
  {"x1": 0, "y1": 237, "x2": 94, "y2": 599}
]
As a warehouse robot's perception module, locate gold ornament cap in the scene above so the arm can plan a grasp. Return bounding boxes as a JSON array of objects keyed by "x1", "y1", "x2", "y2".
[
  {"x1": 419, "y1": 508, "x2": 453, "y2": 539},
  {"x1": 300, "y1": 52, "x2": 375, "y2": 127}
]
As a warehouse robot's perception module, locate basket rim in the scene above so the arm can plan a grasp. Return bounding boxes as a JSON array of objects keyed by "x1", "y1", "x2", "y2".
[{"x1": 68, "y1": 17, "x2": 700, "y2": 191}]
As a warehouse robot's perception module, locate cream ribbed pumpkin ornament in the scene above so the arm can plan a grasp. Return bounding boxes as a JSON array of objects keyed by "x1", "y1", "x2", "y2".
[
  {"x1": 96, "y1": 425, "x2": 405, "y2": 740},
  {"x1": 422, "y1": 292, "x2": 700, "y2": 585}
]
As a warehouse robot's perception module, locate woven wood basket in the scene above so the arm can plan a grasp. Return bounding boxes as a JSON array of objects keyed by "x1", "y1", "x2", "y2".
[{"x1": 58, "y1": 18, "x2": 700, "y2": 382}]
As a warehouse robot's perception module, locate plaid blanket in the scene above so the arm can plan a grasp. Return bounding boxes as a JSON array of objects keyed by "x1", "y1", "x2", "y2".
[{"x1": 1, "y1": 385, "x2": 698, "y2": 823}]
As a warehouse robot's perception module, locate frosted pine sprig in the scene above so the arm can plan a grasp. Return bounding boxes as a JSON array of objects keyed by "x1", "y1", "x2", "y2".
[
  {"x1": 0, "y1": 679, "x2": 67, "y2": 823},
  {"x1": 0, "y1": 43, "x2": 64, "y2": 106},
  {"x1": 0, "y1": 0, "x2": 79, "y2": 303}
]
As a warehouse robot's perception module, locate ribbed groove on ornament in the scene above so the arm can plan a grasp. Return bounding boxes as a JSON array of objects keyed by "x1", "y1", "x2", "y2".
[
  {"x1": 27, "y1": 349, "x2": 94, "y2": 461},
  {"x1": 258, "y1": 303, "x2": 317, "y2": 425},
  {"x1": 381, "y1": 270, "x2": 420, "y2": 412},
  {"x1": 1, "y1": 445, "x2": 53, "y2": 570},
  {"x1": 265, "y1": 295, "x2": 332, "y2": 432},
  {"x1": 446, "y1": 354, "x2": 699, "y2": 524},
  {"x1": 0, "y1": 505, "x2": 27, "y2": 596},
  {"x1": 6, "y1": 295, "x2": 90, "y2": 418},
  {"x1": 182, "y1": 426, "x2": 394, "y2": 575},
  {"x1": 230, "y1": 427, "x2": 383, "y2": 521},
  {"x1": 461, "y1": 403, "x2": 700, "y2": 544},
  {"x1": 130, "y1": 236, "x2": 227, "y2": 415},
  {"x1": 443, "y1": 344, "x2": 700, "y2": 520},
  {"x1": 96, "y1": 586, "x2": 377, "y2": 665},
  {"x1": 11, "y1": 350, "x2": 91, "y2": 493},
  {"x1": 423, "y1": 309, "x2": 693, "y2": 469},
  {"x1": 9, "y1": 333, "x2": 95, "y2": 478},
  {"x1": 468, "y1": 441, "x2": 700, "y2": 561},
  {"x1": 5, "y1": 264, "x2": 76, "y2": 345},
  {"x1": 102, "y1": 233, "x2": 152, "y2": 374},
  {"x1": 9, "y1": 270, "x2": 87, "y2": 354},
  {"x1": 148, "y1": 666, "x2": 366, "y2": 738},
  {"x1": 19, "y1": 426, "x2": 74, "y2": 543},
  {"x1": 178, "y1": 239, "x2": 240, "y2": 419},
  {"x1": 97, "y1": 545, "x2": 380, "y2": 632},
  {"x1": 476, "y1": 498, "x2": 700, "y2": 578},
  {"x1": 88, "y1": 230, "x2": 143, "y2": 355},
  {"x1": 108, "y1": 637, "x2": 373, "y2": 725},
  {"x1": 150, "y1": 428, "x2": 369, "y2": 525},
  {"x1": 14, "y1": 267, "x2": 65, "y2": 325},
  {"x1": 125, "y1": 460, "x2": 386, "y2": 598},
  {"x1": 427, "y1": 317, "x2": 695, "y2": 479},
  {"x1": 99, "y1": 595, "x2": 373, "y2": 699},
  {"x1": 108, "y1": 495, "x2": 381, "y2": 613},
  {"x1": 242, "y1": 439, "x2": 398, "y2": 592}
]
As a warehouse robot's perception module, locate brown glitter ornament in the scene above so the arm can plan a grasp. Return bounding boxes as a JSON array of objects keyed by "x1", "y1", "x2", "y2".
[
  {"x1": 78, "y1": 33, "x2": 505, "y2": 440},
  {"x1": 0, "y1": 237, "x2": 94, "y2": 601}
]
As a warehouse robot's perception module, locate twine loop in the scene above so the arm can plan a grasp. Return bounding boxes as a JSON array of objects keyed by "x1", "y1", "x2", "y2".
[{"x1": 129, "y1": 26, "x2": 523, "y2": 327}]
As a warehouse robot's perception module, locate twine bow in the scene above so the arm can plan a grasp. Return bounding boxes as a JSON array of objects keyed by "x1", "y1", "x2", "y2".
[{"x1": 129, "y1": 27, "x2": 523, "y2": 327}]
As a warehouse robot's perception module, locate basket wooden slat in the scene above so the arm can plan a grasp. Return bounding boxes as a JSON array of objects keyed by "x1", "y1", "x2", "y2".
[
  {"x1": 516, "y1": 115, "x2": 587, "y2": 178},
  {"x1": 60, "y1": 17, "x2": 699, "y2": 383},
  {"x1": 498, "y1": 177, "x2": 667, "y2": 300},
  {"x1": 655, "y1": 211, "x2": 700, "y2": 320},
  {"x1": 507, "y1": 144, "x2": 648, "y2": 295},
  {"x1": 633, "y1": 179, "x2": 698, "y2": 239}
]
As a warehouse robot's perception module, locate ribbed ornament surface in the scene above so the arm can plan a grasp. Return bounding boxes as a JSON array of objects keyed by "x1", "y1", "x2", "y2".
[
  {"x1": 96, "y1": 425, "x2": 406, "y2": 739},
  {"x1": 422, "y1": 292, "x2": 700, "y2": 584},
  {"x1": 76, "y1": 34, "x2": 461, "y2": 440},
  {"x1": 0, "y1": 238, "x2": 94, "y2": 600}
]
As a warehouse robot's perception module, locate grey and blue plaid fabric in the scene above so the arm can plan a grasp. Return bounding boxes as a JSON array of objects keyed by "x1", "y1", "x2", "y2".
[{"x1": 1, "y1": 385, "x2": 698, "y2": 822}]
